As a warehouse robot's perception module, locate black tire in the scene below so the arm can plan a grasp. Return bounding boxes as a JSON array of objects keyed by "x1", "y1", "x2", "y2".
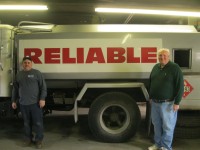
[
  {"x1": 174, "y1": 126, "x2": 200, "y2": 139},
  {"x1": 176, "y1": 110, "x2": 200, "y2": 127},
  {"x1": 88, "y1": 92, "x2": 141, "y2": 143}
]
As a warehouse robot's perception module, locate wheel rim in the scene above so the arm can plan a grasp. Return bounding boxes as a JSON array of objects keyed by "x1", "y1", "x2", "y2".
[{"x1": 100, "y1": 104, "x2": 130, "y2": 134}]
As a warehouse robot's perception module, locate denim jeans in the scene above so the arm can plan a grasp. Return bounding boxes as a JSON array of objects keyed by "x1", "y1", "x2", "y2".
[
  {"x1": 20, "y1": 103, "x2": 44, "y2": 142},
  {"x1": 151, "y1": 100, "x2": 177, "y2": 150}
]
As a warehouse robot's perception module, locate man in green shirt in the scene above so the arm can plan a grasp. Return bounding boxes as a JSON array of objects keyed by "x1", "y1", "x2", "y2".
[{"x1": 148, "y1": 48, "x2": 184, "y2": 150}]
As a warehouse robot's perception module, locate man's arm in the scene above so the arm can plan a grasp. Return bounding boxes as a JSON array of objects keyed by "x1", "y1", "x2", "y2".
[
  {"x1": 173, "y1": 65, "x2": 184, "y2": 111},
  {"x1": 11, "y1": 81, "x2": 19, "y2": 109},
  {"x1": 38, "y1": 71, "x2": 47, "y2": 108},
  {"x1": 174, "y1": 65, "x2": 184, "y2": 105}
]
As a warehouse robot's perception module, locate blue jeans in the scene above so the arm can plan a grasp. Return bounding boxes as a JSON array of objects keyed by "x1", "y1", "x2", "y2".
[
  {"x1": 20, "y1": 103, "x2": 44, "y2": 142},
  {"x1": 151, "y1": 100, "x2": 177, "y2": 150}
]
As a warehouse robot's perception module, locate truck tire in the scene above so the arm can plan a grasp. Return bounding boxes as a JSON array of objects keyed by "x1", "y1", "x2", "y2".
[{"x1": 88, "y1": 92, "x2": 141, "y2": 143}]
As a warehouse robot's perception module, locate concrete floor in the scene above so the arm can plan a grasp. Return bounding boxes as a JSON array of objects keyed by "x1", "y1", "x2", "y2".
[{"x1": 0, "y1": 106, "x2": 199, "y2": 150}]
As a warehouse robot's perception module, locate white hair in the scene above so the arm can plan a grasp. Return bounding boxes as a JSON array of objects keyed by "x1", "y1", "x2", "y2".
[{"x1": 158, "y1": 48, "x2": 170, "y2": 55}]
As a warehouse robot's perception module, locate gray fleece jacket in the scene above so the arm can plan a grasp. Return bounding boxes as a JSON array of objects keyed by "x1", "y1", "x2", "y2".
[{"x1": 12, "y1": 69, "x2": 47, "y2": 105}]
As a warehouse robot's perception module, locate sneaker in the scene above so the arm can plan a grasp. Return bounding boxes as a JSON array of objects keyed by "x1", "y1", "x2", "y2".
[
  {"x1": 160, "y1": 147, "x2": 168, "y2": 150},
  {"x1": 23, "y1": 140, "x2": 32, "y2": 147},
  {"x1": 148, "y1": 144, "x2": 159, "y2": 150},
  {"x1": 35, "y1": 141, "x2": 42, "y2": 149}
]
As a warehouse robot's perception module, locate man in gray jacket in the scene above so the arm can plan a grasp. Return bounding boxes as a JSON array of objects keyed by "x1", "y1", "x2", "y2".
[{"x1": 12, "y1": 56, "x2": 47, "y2": 149}]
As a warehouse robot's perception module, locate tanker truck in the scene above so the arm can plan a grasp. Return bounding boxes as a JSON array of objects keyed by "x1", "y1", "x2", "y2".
[{"x1": 0, "y1": 22, "x2": 200, "y2": 142}]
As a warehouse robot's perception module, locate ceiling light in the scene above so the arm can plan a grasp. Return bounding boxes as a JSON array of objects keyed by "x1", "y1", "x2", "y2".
[
  {"x1": 97, "y1": 25, "x2": 197, "y2": 33},
  {"x1": 0, "y1": 5, "x2": 48, "y2": 10},
  {"x1": 95, "y1": 8, "x2": 200, "y2": 17}
]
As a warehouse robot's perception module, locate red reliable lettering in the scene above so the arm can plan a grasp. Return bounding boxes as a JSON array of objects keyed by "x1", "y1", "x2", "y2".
[{"x1": 24, "y1": 47, "x2": 157, "y2": 64}]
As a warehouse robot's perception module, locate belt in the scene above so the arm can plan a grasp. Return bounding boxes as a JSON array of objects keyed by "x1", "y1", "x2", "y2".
[{"x1": 153, "y1": 99, "x2": 173, "y2": 103}]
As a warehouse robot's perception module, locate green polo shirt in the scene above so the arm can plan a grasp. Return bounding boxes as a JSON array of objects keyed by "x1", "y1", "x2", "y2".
[{"x1": 149, "y1": 61, "x2": 184, "y2": 105}]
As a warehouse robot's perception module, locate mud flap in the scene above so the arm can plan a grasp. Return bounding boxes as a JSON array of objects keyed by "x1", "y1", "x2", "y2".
[
  {"x1": 146, "y1": 100, "x2": 152, "y2": 136},
  {"x1": 74, "y1": 100, "x2": 78, "y2": 123}
]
